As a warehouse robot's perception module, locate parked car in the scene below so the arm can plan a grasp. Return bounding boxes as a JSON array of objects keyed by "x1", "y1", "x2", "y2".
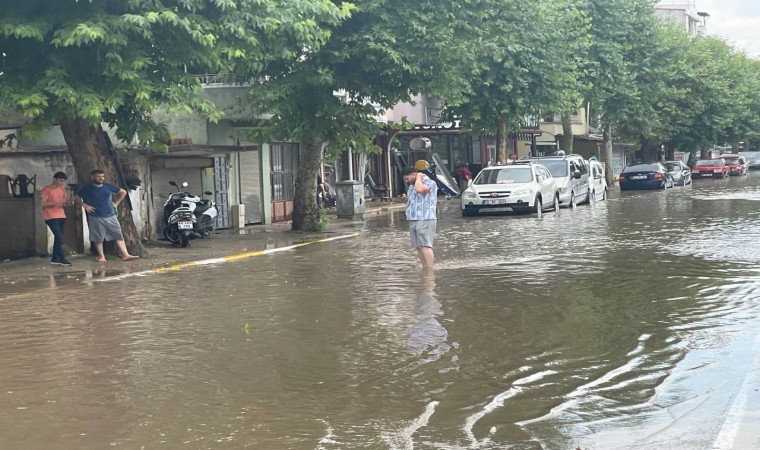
[
  {"x1": 589, "y1": 160, "x2": 608, "y2": 202},
  {"x1": 619, "y1": 162, "x2": 674, "y2": 190},
  {"x1": 721, "y1": 154, "x2": 748, "y2": 176},
  {"x1": 520, "y1": 154, "x2": 590, "y2": 207},
  {"x1": 460, "y1": 162, "x2": 560, "y2": 216},
  {"x1": 691, "y1": 159, "x2": 729, "y2": 178},
  {"x1": 739, "y1": 151, "x2": 760, "y2": 170},
  {"x1": 664, "y1": 161, "x2": 692, "y2": 186}
]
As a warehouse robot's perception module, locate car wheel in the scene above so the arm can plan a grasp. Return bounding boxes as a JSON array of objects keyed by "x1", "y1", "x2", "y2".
[
  {"x1": 554, "y1": 194, "x2": 561, "y2": 212},
  {"x1": 602, "y1": 188, "x2": 607, "y2": 200},
  {"x1": 569, "y1": 192, "x2": 576, "y2": 208},
  {"x1": 533, "y1": 196, "x2": 543, "y2": 214}
]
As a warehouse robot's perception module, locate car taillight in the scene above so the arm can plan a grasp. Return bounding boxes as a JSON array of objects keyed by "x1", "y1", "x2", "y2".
[
  {"x1": 653, "y1": 173, "x2": 663, "y2": 180},
  {"x1": 618, "y1": 174, "x2": 626, "y2": 181}
]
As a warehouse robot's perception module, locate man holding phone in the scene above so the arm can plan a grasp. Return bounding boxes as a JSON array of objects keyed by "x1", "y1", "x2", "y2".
[
  {"x1": 41, "y1": 171, "x2": 73, "y2": 266},
  {"x1": 401, "y1": 166, "x2": 438, "y2": 270}
]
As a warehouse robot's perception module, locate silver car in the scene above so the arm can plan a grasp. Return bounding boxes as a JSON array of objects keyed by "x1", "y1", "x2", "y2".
[
  {"x1": 664, "y1": 161, "x2": 692, "y2": 186},
  {"x1": 521, "y1": 155, "x2": 590, "y2": 207},
  {"x1": 739, "y1": 151, "x2": 760, "y2": 170}
]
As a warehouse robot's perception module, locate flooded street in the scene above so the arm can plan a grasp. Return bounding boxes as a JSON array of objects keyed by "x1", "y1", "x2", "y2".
[{"x1": 3, "y1": 175, "x2": 760, "y2": 449}]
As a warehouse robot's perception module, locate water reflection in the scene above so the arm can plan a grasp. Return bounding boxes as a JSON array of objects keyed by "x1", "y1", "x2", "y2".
[
  {"x1": 3, "y1": 176, "x2": 760, "y2": 448},
  {"x1": 406, "y1": 270, "x2": 448, "y2": 358}
]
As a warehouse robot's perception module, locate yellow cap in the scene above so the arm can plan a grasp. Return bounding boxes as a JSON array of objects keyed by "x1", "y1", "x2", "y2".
[{"x1": 415, "y1": 160, "x2": 430, "y2": 171}]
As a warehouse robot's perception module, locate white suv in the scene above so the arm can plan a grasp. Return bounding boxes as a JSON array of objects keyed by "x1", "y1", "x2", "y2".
[{"x1": 460, "y1": 163, "x2": 560, "y2": 216}]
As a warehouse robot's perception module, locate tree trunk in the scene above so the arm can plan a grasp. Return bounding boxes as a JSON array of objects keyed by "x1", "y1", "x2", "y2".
[
  {"x1": 291, "y1": 138, "x2": 325, "y2": 232},
  {"x1": 560, "y1": 112, "x2": 574, "y2": 154},
  {"x1": 59, "y1": 116, "x2": 147, "y2": 257},
  {"x1": 639, "y1": 139, "x2": 658, "y2": 162},
  {"x1": 603, "y1": 125, "x2": 615, "y2": 187},
  {"x1": 497, "y1": 116, "x2": 509, "y2": 164},
  {"x1": 666, "y1": 145, "x2": 675, "y2": 161}
]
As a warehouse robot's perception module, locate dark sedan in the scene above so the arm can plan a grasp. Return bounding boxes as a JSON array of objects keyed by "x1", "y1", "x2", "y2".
[{"x1": 619, "y1": 163, "x2": 674, "y2": 190}]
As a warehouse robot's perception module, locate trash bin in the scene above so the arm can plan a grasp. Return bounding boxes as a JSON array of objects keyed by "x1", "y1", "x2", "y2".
[{"x1": 335, "y1": 181, "x2": 365, "y2": 220}]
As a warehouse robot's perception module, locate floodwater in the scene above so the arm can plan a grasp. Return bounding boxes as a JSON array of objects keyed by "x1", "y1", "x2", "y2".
[{"x1": 3, "y1": 174, "x2": 760, "y2": 449}]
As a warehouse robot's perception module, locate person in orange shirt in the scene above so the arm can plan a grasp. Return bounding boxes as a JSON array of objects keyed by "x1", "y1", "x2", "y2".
[{"x1": 40, "y1": 172, "x2": 73, "y2": 266}]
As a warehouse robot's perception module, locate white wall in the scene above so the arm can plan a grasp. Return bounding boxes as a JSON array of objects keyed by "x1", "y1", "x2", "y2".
[{"x1": 0, "y1": 151, "x2": 78, "y2": 185}]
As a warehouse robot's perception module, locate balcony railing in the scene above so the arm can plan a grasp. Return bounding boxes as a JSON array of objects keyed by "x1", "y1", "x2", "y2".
[
  {"x1": 540, "y1": 113, "x2": 583, "y2": 125},
  {"x1": 656, "y1": 0, "x2": 696, "y2": 7},
  {"x1": 520, "y1": 116, "x2": 540, "y2": 130},
  {"x1": 194, "y1": 73, "x2": 261, "y2": 87}
]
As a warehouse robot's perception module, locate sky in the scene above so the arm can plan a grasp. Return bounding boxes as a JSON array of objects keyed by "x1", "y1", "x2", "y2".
[{"x1": 698, "y1": 0, "x2": 760, "y2": 57}]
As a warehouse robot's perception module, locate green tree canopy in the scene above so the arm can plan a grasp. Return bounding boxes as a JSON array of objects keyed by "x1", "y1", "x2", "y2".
[
  {"x1": 444, "y1": 0, "x2": 592, "y2": 163},
  {"x1": 0, "y1": 0, "x2": 348, "y2": 250},
  {"x1": 252, "y1": 0, "x2": 484, "y2": 231}
]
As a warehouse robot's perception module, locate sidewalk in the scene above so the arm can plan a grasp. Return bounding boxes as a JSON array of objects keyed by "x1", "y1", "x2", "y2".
[{"x1": 0, "y1": 201, "x2": 405, "y2": 296}]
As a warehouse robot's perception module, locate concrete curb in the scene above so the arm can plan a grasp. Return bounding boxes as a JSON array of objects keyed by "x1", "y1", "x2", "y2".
[{"x1": 92, "y1": 233, "x2": 360, "y2": 283}]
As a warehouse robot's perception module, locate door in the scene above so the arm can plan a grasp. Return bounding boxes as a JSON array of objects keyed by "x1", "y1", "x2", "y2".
[
  {"x1": 270, "y1": 143, "x2": 297, "y2": 222},
  {"x1": 570, "y1": 160, "x2": 589, "y2": 199},
  {"x1": 590, "y1": 162, "x2": 602, "y2": 200},
  {"x1": 238, "y1": 150, "x2": 263, "y2": 224},
  {"x1": 539, "y1": 167, "x2": 554, "y2": 205},
  {"x1": 214, "y1": 156, "x2": 230, "y2": 228}
]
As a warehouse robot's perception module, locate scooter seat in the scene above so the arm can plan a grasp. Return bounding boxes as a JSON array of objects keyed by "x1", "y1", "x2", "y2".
[{"x1": 195, "y1": 202, "x2": 212, "y2": 214}]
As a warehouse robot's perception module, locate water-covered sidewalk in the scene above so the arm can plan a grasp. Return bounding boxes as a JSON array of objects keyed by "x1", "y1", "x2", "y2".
[{"x1": 0, "y1": 202, "x2": 404, "y2": 298}]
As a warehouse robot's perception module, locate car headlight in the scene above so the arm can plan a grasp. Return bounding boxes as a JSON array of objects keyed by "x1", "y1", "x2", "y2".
[
  {"x1": 463, "y1": 191, "x2": 478, "y2": 199},
  {"x1": 512, "y1": 189, "x2": 531, "y2": 197}
]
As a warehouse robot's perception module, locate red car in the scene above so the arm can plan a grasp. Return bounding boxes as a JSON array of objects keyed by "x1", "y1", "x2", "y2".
[
  {"x1": 722, "y1": 154, "x2": 748, "y2": 176},
  {"x1": 691, "y1": 159, "x2": 729, "y2": 178}
]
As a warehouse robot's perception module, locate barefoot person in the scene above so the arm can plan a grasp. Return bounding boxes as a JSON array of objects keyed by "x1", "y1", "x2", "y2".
[
  {"x1": 76, "y1": 170, "x2": 139, "y2": 262},
  {"x1": 41, "y1": 172, "x2": 73, "y2": 266},
  {"x1": 401, "y1": 166, "x2": 438, "y2": 269}
]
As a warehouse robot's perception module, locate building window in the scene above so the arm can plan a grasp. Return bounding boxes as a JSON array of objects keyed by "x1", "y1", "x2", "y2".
[{"x1": 271, "y1": 142, "x2": 298, "y2": 201}]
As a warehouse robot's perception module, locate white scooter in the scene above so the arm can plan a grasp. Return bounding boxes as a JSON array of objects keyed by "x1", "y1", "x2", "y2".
[{"x1": 161, "y1": 181, "x2": 218, "y2": 247}]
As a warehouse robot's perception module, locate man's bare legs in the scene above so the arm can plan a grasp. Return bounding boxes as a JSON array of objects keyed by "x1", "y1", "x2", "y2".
[
  {"x1": 416, "y1": 246, "x2": 435, "y2": 270},
  {"x1": 94, "y1": 241, "x2": 139, "y2": 262},
  {"x1": 115, "y1": 240, "x2": 139, "y2": 261},
  {"x1": 94, "y1": 242, "x2": 106, "y2": 262}
]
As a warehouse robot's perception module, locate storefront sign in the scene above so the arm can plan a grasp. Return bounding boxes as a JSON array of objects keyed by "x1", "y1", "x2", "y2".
[{"x1": 411, "y1": 120, "x2": 462, "y2": 132}]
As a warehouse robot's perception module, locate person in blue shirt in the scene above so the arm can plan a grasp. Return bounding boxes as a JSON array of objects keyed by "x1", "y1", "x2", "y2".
[
  {"x1": 401, "y1": 166, "x2": 438, "y2": 270},
  {"x1": 76, "y1": 169, "x2": 139, "y2": 263}
]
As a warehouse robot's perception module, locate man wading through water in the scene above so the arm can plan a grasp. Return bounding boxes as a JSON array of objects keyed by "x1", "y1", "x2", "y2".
[
  {"x1": 401, "y1": 166, "x2": 438, "y2": 270},
  {"x1": 76, "y1": 170, "x2": 139, "y2": 263}
]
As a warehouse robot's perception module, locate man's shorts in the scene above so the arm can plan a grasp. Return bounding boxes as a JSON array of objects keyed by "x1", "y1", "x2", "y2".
[
  {"x1": 409, "y1": 220, "x2": 437, "y2": 248},
  {"x1": 88, "y1": 215, "x2": 124, "y2": 242}
]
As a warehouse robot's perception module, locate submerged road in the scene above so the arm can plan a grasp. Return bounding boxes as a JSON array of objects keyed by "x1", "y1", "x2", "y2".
[{"x1": 2, "y1": 173, "x2": 760, "y2": 449}]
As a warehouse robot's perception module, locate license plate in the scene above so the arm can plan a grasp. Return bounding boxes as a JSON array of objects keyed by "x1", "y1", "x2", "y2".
[
  {"x1": 631, "y1": 175, "x2": 647, "y2": 180},
  {"x1": 483, "y1": 199, "x2": 507, "y2": 205},
  {"x1": 178, "y1": 221, "x2": 193, "y2": 230},
  {"x1": 702, "y1": 173, "x2": 712, "y2": 177}
]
